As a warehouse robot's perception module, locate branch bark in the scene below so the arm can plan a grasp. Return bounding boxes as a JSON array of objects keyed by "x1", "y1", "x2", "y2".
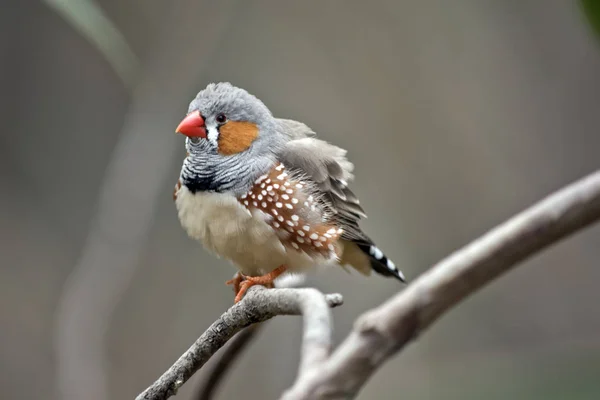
[
  {"x1": 282, "y1": 170, "x2": 600, "y2": 399},
  {"x1": 136, "y1": 287, "x2": 343, "y2": 400}
]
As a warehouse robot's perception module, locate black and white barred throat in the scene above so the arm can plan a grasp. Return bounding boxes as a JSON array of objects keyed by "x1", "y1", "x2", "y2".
[{"x1": 180, "y1": 148, "x2": 274, "y2": 195}]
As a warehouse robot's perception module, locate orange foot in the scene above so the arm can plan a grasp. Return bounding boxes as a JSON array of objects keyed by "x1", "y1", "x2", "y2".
[{"x1": 226, "y1": 265, "x2": 287, "y2": 303}]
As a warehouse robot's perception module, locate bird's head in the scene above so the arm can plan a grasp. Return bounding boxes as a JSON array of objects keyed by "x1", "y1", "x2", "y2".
[
  {"x1": 176, "y1": 82, "x2": 279, "y2": 157},
  {"x1": 175, "y1": 82, "x2": 282, "y2": 194}
]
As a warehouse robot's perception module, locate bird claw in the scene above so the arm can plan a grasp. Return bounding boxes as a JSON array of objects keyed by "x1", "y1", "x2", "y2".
[
  {"x1": 225, "y1": 272, "x2": 244, "y2": 295},
  {"x1": 226, "y1": 266, "x2": 287, "y2": 303}
]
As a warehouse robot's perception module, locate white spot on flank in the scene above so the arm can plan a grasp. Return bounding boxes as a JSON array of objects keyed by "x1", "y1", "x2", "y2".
[
  {"x1": 257, "y1": 194, "x2": 263, "y2": 200},
  {"x1": 261, "y1": 202, "x2": 267, "y2": 208},
  {"x1": 255, "y1": 174, "x2": 268, "y2": 184},
  {"x1": 277, "y1": 173, "x2": 286, "y2": 180},
  {"x1": 266, "y1": 185, "x2": 273, "y2": 191},
  {"x1": 315, "y1": 242, "x2": 322, "y2": 247},
  {"x1": 324, "y1": 233, "x2": 332, "y2": 238},
  {"x1": 261, "y1": 190, "x2": 267, "y2": 195},
  {"x1": 310, "y1": 233, "x2": 318, "y2": 240},
  {"x1": 286, "y1": 220, "x2": 294, "y2": 227},
  {"x1": 252, "y1": 201, "x2": 258, "y2": 207},
  {"x1": 276, "y1": 202, "x2": 283, "y2": 208},
  {"x1": 243, "y1": 200, "x2": 249, "y2": 205},
  {"x1": 327, "y1": 228, "x2": 336, "y2": 234},
  {"x1": 260, "y1": 183, "x2": 265, "y2": 189},
  {"x1": 297, "y1": 237, "x2": 305, "y2": 243},
  {"x1": 278, "y1": 216, "x2": 284, "y2": 222},
  {"x1": 273, "y1": 222, "x2": 280, "y2": 228},
  {"x1": 265, "y1": 179, "x2": 271, "y2": 184},
  {"x1": 284, "y1": 182, "x2": 291, "y2": 186},
  {"x1": 291, "y1": 242, "x2": 299, "y2": 249},
  {"x1": 286, "y1": 189, "x2": 294, "y2": 194},
  {"x1": 297, "y1": 230, "x2": 305, "y2": 237},
  {"x1": 267, "y1": 196, "x2": 274, "y2": 201},
  {"x1": 282, "y1": 194, "x2": 289, "y2": 200},
  {"x1": 285, "y1": 203, "x2": 293, "y2": 209},
  {"x1": 320, "y1": 236, "x2": 327, "y2": 242},
  {"x1": 303, "y1": 225, "x2": 310, "y2": 231},
  {"x1": 296, "y1": 183, "x2": 303, "y2": 189},
  {"x1": 276, "y1": 164, "x2": 284, "y2": 171},
  {"x1": 251, "y1": 194, "x2": 256, "y2": 199},
  {"x1": 370, "y1": 246, "x2": 384, "y2": 260},
  {"x1": 272, "y1": 209, "x2": 278, "y2": 215},
  {"x1": 287, "y1": 226, "x2": 294, "y2": 232},
  {"x1": 291, "y1": 215, "x2": 299, "y2": 221},
  {"x1": 292, "y1": 198, "x2": 298, "y2": 204},
  {"x1": 328, "y1": 244, "x2": 335, "y2": 251},
  {"x1": 273, "y1": 184, "x2": 280, "y2": 189},
  {"x1": 241, "y1": 193, "x2": 247, "y2": 199}
]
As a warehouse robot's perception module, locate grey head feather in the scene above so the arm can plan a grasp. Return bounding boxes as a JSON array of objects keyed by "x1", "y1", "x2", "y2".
[
  {"x1": 188, "y1": 82, "x2": 273, "y2": 128},
  {"x1": 182, "y1": 82, "x2": 285, "y2": 195}
]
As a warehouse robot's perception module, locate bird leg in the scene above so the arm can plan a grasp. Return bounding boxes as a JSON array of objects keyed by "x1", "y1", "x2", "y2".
[{"x1": 227, "y1": 265, "x2": 287, "y2": 303}]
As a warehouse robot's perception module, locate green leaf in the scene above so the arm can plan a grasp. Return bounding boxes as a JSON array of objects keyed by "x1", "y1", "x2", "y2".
[{"x1": 581, "y1": 0, "x2": 600, "y2": 39}]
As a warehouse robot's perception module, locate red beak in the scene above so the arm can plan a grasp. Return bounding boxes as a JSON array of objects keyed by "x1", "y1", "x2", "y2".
[{"x1": 175, "y1": 111, "x2": 206, "y2": 138}]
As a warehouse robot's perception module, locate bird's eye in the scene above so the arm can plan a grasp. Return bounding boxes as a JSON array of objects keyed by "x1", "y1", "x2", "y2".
[{"x1": 216, "y1": 113, "x2": 227, "y2": 124}]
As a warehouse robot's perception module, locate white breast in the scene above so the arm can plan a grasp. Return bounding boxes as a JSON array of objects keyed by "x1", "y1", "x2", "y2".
[{"x1": 175, "y1": 186, "x2": 324, "y2": 276}]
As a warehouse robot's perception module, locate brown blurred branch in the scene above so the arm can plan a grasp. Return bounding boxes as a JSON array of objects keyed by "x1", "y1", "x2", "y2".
[
  {"x1": 53, "y1": 2, "x2": 239, "y2": 400},
  {"x1": 136, "y1": 169, "x2": 600, "y2": 400},
  {"x1": 282, "y1": 170, "x2": 600, "y2": 399},
  {"x1": 135, "y1": 287, "x2": 343, "y2": 400}
]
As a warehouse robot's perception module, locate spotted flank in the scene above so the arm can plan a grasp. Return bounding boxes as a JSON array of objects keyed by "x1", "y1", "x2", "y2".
[
  {"x1": 356, "y1": 242, "x2": 405, "y2": 282},
  {"x1": 238, "y1": 163, "x2": 342, "y2": 258}
]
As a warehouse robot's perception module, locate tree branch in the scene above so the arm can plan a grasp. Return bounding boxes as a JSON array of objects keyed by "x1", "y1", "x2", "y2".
[
  {"x1": 136, "y1": 170, "x2": 600, "y2": 400},
  {"x1": 136, "y1": 287, "x2": 343, "y2": 400},
  {"x1": 282, "y1": 170, "x2": 600, "y2": 399},
  {"x1": 194, "y1": 324, "x2": 263, "y2": 400},
  {"x1": 192, "y1": 274, "x2": 309, "y2": 400}
]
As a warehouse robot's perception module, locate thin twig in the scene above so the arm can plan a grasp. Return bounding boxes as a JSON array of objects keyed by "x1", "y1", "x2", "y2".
[
  {"x1": 282, "y1": 170, "x2": 600, "y2": 399},
  {"x1": 136, "y1": 287, "x2": 343, "y2": 400},
  {"x1": 194, "y1": 324, "x2": 263, "y2": 400},
  {"x1": 193, "y1": 274, "x2": 309, "y2": 400}
]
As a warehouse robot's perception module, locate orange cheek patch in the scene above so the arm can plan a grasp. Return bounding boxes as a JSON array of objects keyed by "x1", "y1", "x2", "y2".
[{"x1": 217, "y1": 121, "x2": 259, "y2": 155}]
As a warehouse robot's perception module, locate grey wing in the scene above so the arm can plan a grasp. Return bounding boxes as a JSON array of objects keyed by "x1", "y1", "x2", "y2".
[
  {"x1": 276, "y1": 137, "x2": 369, "y2": 243},
  {"x1": 277, "y1": 134, "x2": 406, "y2": 282}
]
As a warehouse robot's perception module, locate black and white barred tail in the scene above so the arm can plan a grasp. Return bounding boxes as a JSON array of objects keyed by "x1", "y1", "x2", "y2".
[{"x1": 356, "y1": 242, "x2": 406, "y2": 282}]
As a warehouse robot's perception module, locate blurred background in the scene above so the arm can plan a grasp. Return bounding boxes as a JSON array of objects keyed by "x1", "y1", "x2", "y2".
[{"x1": 2, "y1": 1, "x2": 600, "y2": 399}]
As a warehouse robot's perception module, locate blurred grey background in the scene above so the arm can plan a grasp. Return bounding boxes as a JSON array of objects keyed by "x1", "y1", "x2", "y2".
[{"x1": 2, "y1": 1, "x2": 600, "y2": 399}]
